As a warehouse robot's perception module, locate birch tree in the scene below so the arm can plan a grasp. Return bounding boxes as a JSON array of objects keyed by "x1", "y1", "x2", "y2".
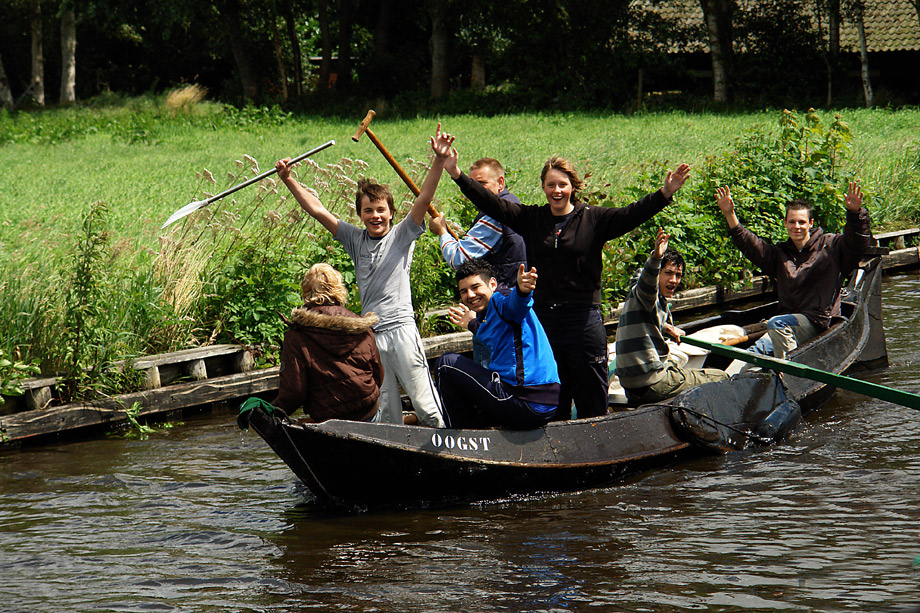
[
  {"x1": 60, "y1": 4, "x2": 77, "y2": 104},
  {"x1": 30, "y1": 0, "x2": 45, "y2": 106},
  {"x1": 700, "y1": 0, "x2": 734, "y2": 103}
]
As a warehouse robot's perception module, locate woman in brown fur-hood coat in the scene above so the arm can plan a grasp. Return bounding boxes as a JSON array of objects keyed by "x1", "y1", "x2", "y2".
[{"x1": 273, "y1": 264, "x2": 383, "y2": 422}]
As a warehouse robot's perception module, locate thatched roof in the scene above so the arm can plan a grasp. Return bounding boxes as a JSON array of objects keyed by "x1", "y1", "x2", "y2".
[{"x1": 638, "y1": 0, "x2": 920, "y2": 52}]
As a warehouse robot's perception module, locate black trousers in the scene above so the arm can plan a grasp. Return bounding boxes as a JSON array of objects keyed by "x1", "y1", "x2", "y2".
[
  {"x1": 534, "y1": 304, "x2": 609, "y2": 419},
  {"x1": 434, "y1": 353, "x2": 555, "y2": 429}
]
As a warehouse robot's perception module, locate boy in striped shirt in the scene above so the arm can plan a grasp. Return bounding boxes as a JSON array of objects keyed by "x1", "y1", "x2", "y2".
[{"x1": 615, "y1": 228, "x2": 727, "y2": 404}]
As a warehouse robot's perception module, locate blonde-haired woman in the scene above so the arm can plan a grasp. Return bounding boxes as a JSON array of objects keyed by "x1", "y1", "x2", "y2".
[
  {"x1": 274, "y1": 263, "x2": 384, "y2": 422},
  {"x1": 445, "y1": 149, "x2": 691, "y2": 420}
]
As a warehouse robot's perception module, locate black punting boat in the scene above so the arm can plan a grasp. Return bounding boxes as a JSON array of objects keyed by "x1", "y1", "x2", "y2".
[{"x1": 241, "y1": 257, "x2": 888, "y2": 510}]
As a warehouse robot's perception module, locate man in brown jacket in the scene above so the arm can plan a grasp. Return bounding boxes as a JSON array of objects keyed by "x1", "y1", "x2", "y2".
[
  {"x1": 715, "y1": 182, "x2": 871, "y2": 359},
  {"x1": 274, "y1": 263, "x2": 383, "y2": 422}
]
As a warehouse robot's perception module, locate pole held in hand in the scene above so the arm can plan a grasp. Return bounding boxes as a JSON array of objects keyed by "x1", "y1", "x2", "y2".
[{"x1": 161, "y1": 140, "x2": 336, "y2": 229}]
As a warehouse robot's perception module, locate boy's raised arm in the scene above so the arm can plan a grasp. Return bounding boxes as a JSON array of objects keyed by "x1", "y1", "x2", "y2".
[
  {"x1": 276, "y1": 158, "x2": 339, "y2": 236},
  {"x1": 410, "y1": 123, "x2": 455, "y2": 227}
]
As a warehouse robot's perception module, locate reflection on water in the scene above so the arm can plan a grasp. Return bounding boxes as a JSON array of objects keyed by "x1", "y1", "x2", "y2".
[{"x1": 2, "y1": 274, "x2": 920, "y2": 611}]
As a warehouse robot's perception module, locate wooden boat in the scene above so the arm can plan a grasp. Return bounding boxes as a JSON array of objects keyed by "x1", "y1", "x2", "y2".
[{"x1": 241, "y1": 257, "x2": 888, "y2": 510}]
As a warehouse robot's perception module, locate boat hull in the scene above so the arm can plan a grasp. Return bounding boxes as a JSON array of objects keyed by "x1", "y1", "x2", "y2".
[{"x1": 245, "y1": 258, "x2": 887, "y2": 509}]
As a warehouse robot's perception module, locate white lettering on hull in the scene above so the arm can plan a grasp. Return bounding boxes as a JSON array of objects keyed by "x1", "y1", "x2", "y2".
[{"x1": 430, "y1": 433, "x2": 491, "y2": 452}]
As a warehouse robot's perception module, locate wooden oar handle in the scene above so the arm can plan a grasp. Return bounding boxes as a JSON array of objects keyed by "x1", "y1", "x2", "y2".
[{"x1": 364, "y1": 127, "x2": 459, "y2": 240}]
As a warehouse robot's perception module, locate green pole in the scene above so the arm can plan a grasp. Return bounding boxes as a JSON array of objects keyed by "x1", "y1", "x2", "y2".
[{"x1": 681, "y1": 336, "x2": 920, "y2": 411}]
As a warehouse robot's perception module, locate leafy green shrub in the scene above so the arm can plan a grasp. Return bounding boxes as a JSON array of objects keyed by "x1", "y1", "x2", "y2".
[
  {"x1": 603, "y1": 109, "x2": 860, "y2": 302},
  {"x1": 0, "y1": 348, "x2": 41, "y2": 405}
]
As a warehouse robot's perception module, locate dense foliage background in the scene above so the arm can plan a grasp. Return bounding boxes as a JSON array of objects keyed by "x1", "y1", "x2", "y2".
[{"x1": 1, "y1": 0, "x2": 918, "y2": 113}]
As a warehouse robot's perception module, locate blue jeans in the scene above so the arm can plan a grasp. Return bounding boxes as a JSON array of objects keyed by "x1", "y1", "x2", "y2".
[
  {"x1": 472, "y1": 334, "x2": 491, "y2": 369},
  {"x1": 750, "y1": 314, "x2": 818, "y2": 359}
]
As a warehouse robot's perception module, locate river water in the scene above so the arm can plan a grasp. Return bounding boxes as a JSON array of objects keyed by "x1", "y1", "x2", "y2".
[{"x1": 3, "y1": 273, "x2": 920, "y2": 612}]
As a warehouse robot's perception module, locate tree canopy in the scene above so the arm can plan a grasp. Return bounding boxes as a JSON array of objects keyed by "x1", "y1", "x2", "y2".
[{"x1": 0, "y1": 0, "x2": 917, "y2": 112}]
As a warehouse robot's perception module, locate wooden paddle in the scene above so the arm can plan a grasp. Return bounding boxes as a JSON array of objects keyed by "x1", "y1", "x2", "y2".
[
  {"x1": 161, "y1": 139, "x2": 336, "y2": 228},
  {"x1": 680, "y1": 335, "x2": 920, "y2": 410}
]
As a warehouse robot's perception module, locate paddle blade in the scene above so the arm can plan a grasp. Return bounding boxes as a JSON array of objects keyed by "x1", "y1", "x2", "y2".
[{"x1": 161, "y1": 199, "x2": 209, "y2": 229}]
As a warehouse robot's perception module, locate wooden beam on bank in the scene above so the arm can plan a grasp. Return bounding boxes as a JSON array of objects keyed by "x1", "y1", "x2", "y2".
[{"x1": 0, "y1": 369, "x2": 279, "y2": 447}]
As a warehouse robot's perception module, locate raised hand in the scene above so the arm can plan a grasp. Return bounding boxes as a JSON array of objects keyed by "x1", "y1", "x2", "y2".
[
  {"x1": 715, "y1": 186, "x2": 734, "y2": 216},
  {"x1": 444, "y1": 144, "x2": 460, "y2": 178},
  {"x1": 430, "y1": 122, "x2": 455, "y2": 160},
  {"x1": 653, "y1": 227, "x2": 670, "y2": 260},
  {"x1": 517, "y1": 264, "x2": 538, "y2": 294},
  {"x1": 844, "y1": 181, "x2": 863, "y2": 212},
  {"x1": 662, "y1": 163, "x2": 691, "y2": 198},
  {"x1": 448, "y1": 303, "x2": 475, "y2": 329}
]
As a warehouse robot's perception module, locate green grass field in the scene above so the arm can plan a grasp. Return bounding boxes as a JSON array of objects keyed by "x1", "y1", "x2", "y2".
[
  {"x1": 2, "y1": 106, "x2": 918, "y2": 262},
  {"x1": 1, "y1": 99, "x2": 918, "y2": 385}
]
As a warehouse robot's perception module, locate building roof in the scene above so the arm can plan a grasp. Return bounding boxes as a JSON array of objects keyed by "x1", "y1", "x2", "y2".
[{"x1": 639, "y1": 0, "x2": 920, "y2": 53}]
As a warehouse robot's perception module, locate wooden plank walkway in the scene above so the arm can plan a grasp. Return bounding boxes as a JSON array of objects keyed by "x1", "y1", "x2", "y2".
[{"x1": 2, "y1": 231, "x2": 918, "y2": 448}]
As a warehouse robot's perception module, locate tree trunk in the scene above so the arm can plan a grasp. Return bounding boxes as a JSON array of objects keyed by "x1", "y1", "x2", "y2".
[
  {"x1": 270, "y1": 6, "x2": 289, "y2": 99},
  {"x1": 428, "y1": 0, "x2": 449, "y2": 99},
  {"x1": 336, "y1": 0, "x2": 354, "y2": 90},
  {"x1": 30, "y1": 0, "x2": 45, "y2": 106},
  {"x1": 223, "y1": 0, "x2": 258, "y2": 101},
  {"x1": 854, "y1": 2, "x2": 873, "y2": 108},
  {"x1": 0, "y1": 50, "x2": 13, "y2": 108},
  {"x1": 281, "y1": 3, "x2": 302, "y2": 96},
  {"x1": 826, "y1": 0, "x2": 840, "y2": 106},
  {"x1": 318, "y1": 0, "x2": 332, "y2": 88},
  {"x1": 470, "y1": 53, "x2": 484, "y2": 91},
  {"x1": 60, "y1": 7, "x2": 77, "y2": 104},
  {"x1": 700, "y1": 0, "x2": 730, "y2": 103}
]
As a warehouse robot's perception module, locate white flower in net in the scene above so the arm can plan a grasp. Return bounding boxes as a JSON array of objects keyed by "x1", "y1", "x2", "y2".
[
  {"x1": 328, "y1": 163, "x2": 345, "y2": 175},
  {"x1": 264, "y1": 177, "x2": 277, "y2": 188},
  {"x1": 235, "y1": 160, "x2": 245, "y2": 168},
  {"x1": 264, "y1": 210, "x2": 282, "y2": 226},
  {"x1": 226, "y1": 171, "x2": 236, "y2": 181},
  {"x1": 340, "y1": 157, "x2": 354, "y2": 170},
  {"x1": 305, "y1": 186, "x2": 319, "y2": 198},
  {"x1": 314, "y1": 179, "x2": 330, "y2": 192},
  {"x1": 306, "y1": 158, "x2": 320, "y2": 169},
  {"x1": 342, "y1": 177, "x2": 358, "y2": 189},
  {"x1": 196, "y1": 171, "x2": 202, "y2": 181},
  {"x1": 203, "y1": 192, "x2": 215, "y2": 198},
  {"x1": 355, "y1": 159, "x2": 369, "y2": 171},
  {"x1": 202, "y1": 169, "x2": 216, "y2": 184}
]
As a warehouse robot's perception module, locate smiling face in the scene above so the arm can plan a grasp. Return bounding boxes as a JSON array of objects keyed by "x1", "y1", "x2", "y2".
[
  {"x1": 358, "y1": 196, "x2": 392, "y2": 237},
  {"x1": 784, "y1": 208, "x2": 813, "y2": 248},
  {"x1": 542, "y1": 169, "x2": 574, "y2": 216},
  {"x1": 658, "y1": 262, "x2": 684, "y2": 299},
  {"x1": 458, "y1": 273, "x2": 497, "y2": 314}
]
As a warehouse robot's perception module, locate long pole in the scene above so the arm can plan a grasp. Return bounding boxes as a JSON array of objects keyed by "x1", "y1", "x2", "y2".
[
  {"x1": 161, "y1": 140, "x2": 336, "y2": 228},
  {"x1": 681, "y1": 336, "x2": 920, "y2": 410}
]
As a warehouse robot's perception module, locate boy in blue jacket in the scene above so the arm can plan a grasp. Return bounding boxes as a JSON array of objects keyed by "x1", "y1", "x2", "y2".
[{"x1": 435, "y1": 259, "x2": 560, "y2": 429}]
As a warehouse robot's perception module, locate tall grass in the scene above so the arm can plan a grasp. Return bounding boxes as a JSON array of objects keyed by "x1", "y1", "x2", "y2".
[{"x1": 1, "y1": 100, "x2": 918, "y2": 379}]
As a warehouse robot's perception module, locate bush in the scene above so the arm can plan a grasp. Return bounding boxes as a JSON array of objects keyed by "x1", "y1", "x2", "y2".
[{"x1": 605, "y1": 109, "x2": 859, "y2": 301}]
